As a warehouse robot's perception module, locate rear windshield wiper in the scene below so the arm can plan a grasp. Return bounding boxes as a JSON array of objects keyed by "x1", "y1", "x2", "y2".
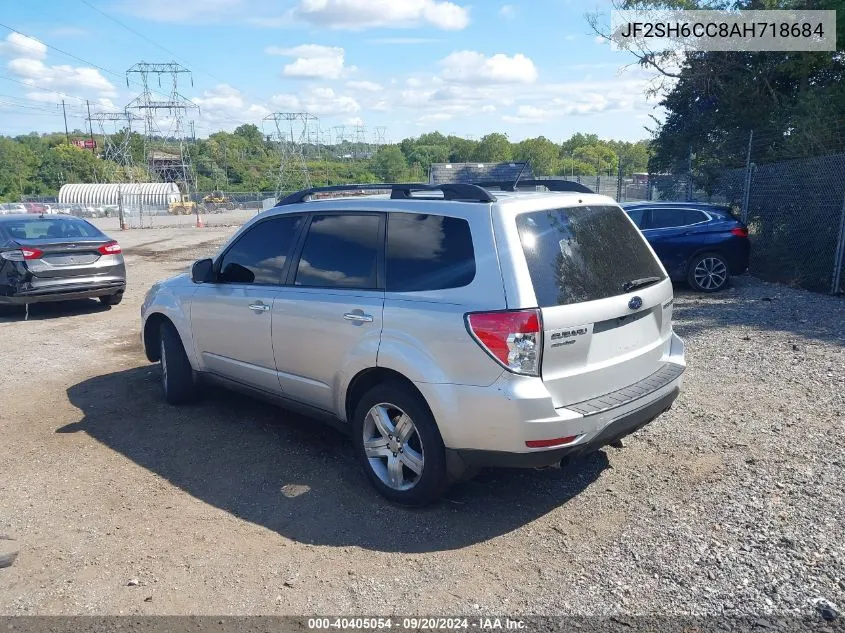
[{"x1": 622, "y1": 276, "x2": 662, "y2": 293}]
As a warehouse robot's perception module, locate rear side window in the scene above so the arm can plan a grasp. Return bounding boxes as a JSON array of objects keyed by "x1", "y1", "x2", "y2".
[
  {"x1": 683, "y1": 209, "x2": 708, "y2": 224},
  {"x1": 295, "y1": 214, "x2": 381, "y2": 289},
  {"x1": 516, "y1": 206, "x2": 666, "y2": 307},
  {"x1": 386, "y1": 213, "x2": 475, "y2": 292},
  {"x1": 625, "y1": 208, "x2": 647, "y2": 228},
  {"x1": 218, "y1": 215, "x2": 303, "y2": 285}
]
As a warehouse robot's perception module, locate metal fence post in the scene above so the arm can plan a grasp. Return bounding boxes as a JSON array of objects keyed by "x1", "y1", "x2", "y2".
[
  {"x1": 616, "y1": 161, "x2": 623, "y2": 201},
  {"x1": 831, "y1": 195, "x2": 845, "y2": 295},
  {"x1": 741, "y1": 130, "x2": 754, "y2": 223}
]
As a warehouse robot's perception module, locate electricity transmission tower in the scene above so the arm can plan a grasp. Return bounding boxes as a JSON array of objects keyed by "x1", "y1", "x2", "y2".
[
  {"x1": 125, "y1": 62, "x2": 199, "y2": 193},
  {"x1": 353, "y1": 124, "x2": 368, "y2": 160},
  {"x1": 374, "y1": 126, "x2": 387, "y2": 148},
  {"x1": 86, "y1": 111, "x2": 141, "y2": 182},
  {"x1": 264, "y1": 112, "x2": 318, "y2": 196}
]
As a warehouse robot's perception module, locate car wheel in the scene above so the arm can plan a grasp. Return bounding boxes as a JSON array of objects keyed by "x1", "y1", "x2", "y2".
[
  {"x1": 353, "y1": 382, "x2": 449, "y2": 506},
  {"x1": 99, "y1": 292, "x2": 123, "y2": 306},
  {"x1": 687, "y1": 252, "x2": 729, "y2": 292},
  {"x1": 159, "y1": 321, "x2": 197, "y2": 405}
]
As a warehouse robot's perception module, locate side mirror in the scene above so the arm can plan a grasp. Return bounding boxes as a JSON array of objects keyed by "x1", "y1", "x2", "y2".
[{"x1": 191, "y1": 258, "x2": 214, "y2": 284}]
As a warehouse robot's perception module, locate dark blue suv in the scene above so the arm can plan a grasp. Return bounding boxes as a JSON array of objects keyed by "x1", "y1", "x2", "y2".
[{"x1": 621, "y1": 202, "x2": 750, "y2": 292}]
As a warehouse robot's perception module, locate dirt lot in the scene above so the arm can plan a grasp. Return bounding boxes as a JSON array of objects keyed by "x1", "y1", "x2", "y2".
[{"x1": 0, "y1": 225, "x2": 843, "y2": 617}]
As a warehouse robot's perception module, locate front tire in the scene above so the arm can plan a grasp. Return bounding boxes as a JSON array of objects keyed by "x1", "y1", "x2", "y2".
[
  {"x1": 687, "y1": 252, "x2": 730, "y2": 292},
  {"x1": 159, "y1": 321, "x2": 197, "y2": 405},
  {"x1": 352, "y1": 382, "x2": 449, "y2": 506}
]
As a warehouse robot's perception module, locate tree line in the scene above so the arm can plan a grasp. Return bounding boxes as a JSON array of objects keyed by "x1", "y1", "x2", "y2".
[{"x1": 0, "y1": 125, "x2": 650, "y2": 202}]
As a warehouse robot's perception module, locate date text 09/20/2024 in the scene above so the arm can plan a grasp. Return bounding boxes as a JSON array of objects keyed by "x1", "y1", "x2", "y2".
[{"x1": 307, "y1": 618, "x2": 526, "y2": 630}]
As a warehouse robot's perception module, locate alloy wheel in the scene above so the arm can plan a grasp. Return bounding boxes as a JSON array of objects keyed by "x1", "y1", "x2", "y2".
[{"x1": 362, "y1": 403, "x2": 424, "y2": 491}]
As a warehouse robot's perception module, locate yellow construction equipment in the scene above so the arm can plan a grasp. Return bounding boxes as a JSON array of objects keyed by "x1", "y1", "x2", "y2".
[{"x1": 202, "y1": 191, "x2": 236, "y2": 212}]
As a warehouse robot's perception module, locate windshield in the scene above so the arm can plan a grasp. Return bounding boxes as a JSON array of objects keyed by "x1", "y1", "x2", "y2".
[{"x1": 515, "y1": 205, "x2": 666, "y2": 307}]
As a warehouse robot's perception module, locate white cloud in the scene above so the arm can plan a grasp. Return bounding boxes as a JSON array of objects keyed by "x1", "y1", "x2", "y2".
[
  {"x1": 481, "y1": 104, "x2": 496, "y2": 113},
  {"x1": 503, "y1": 105, "x2": 550, "y2": 124},
  {"x1": 0, "y1": 33, "x2": 48, "y2": 60},
  {"x1": 440, "y1": 51, "x2": 538, "y2": 84},
  {"x1": 266, "y1": 44, "x2": 348, "y2": 79},
  {"x1": 295, "y1": 0, "x2": 469, "y2": 30},
  {"x1": 270, "y1": 86, "x2": 361, "y2": 116},
  {"x1": 346, "y1": 80, "x2": 383, "y2": 92},
  {"x1": 7, "y1": 58, "x2": 117, "y2": 96},
  {"x1": 499, "y1": 5, "x2": 515, "y2": 19},
  {"x1": 192, "y1": 84, "x2": 269, "y2": 123},
  {"x1": 346, "y1": 116, "x2": 365, "y2": 126}
]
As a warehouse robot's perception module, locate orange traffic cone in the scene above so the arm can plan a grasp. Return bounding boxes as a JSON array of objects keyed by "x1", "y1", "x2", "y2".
[{"x1": 195, "y1": 213, "x2": 204, "y2": 228}]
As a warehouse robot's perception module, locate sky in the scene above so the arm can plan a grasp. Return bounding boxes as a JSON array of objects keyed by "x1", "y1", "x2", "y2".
[{"x1": 0, "y1": 0, "x2": 665, "y2": 143}]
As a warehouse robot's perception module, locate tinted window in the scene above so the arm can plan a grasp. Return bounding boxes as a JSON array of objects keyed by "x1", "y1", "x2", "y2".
[
  {"x1": 516, "y1": 206, "x2": 666, "y2": 307},
  {"x1": 218, "y1": 215, "x2": 303, "y2": 285},
  {"x1": 295, "y1": 214, "x2": 381, "y2": 289},
  {"x1": 683, "y1": 209, "x2": 708, "y2": 224},
  {"x1": 2, "y1": 217, "x2": 102, "y2": 240},
  {"x1": 647, "y1": 208, "x2": 688, "y2": 229},
  {"x1": 386, "y1": 213, "x2": 475, "y2": 292},
  {"x1": 625, "y1": 208, "x2": 647, "y2": 228}
]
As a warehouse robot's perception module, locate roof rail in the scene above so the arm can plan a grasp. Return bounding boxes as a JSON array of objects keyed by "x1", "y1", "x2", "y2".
[
  {"x1": 473, "y1": 179, "x2": 595, "y2": 194},
  {"x1": 276, "y1": 183, "x2": 497, "y2": 206}
]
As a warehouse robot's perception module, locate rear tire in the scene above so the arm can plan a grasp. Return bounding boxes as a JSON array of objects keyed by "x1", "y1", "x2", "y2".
[
  {"x1": 687, "y1": 252, "x2": 730, "y2": 292},
  {"x1": 159, "y1": 321, "x2": 197, "y2": 405},
  {"x1": 352, "y1": 382, "x2": 449, "y2": 506},
  {"x1": 99, "y1": 292, "x2": 123, "y2": 306}
]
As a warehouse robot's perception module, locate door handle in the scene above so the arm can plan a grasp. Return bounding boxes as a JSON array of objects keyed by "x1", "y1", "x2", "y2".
[
  {"x1": 343, "y1": 312, "x2": 373, "y2": 323},
  {"x1": 249, "y1": 303, "x2": 270, "y2": 312}
]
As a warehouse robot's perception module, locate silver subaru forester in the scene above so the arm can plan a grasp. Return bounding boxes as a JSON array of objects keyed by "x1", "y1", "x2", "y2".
[{"x1": 141, "y1": 182, "x2": 685, "y2": 505}]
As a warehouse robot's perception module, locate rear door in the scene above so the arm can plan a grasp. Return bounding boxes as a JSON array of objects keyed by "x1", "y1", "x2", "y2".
[
  {"x1": 641, "y1": 207, "x2": 710, "y2": 276},
  {"x1": 514, "y1": 204, "x2": 674, "y2": 408},
  {"x1": 271, "y1": 213, "x2": 385, "y2": 413},
  {"x1": 190, "y1": 214, "x2": 305, "y2": 394}
]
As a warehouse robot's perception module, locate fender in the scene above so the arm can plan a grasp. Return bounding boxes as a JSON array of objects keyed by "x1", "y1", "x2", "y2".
[{"x1": 141, "y1": 278, "x2": 200, "y2": 370}]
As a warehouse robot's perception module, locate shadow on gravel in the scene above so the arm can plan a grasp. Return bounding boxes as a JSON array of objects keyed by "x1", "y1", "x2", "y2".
[
  {"x1": 61, "y1": 366, "x2": 607, "y2": 553},
  {"x1": 0, "y1": 298, "x2": 111, "y2": 322},
  {"x1": 671, "y1": 276, "x2": 845, "y2": 346}
]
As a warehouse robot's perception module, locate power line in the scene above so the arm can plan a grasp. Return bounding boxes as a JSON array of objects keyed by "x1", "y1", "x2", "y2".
[{"x1": 75, "y1": 0, "x2": 265, "y2": 105}]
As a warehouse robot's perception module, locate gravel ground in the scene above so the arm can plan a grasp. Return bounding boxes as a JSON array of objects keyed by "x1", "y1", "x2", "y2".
[{"x1": 0, "y1": 226, "x2": 843, "y2": 619}]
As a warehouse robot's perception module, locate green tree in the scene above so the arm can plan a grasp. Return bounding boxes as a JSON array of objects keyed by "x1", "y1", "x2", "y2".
[
  {"x1": 370, "y1": 145, "x2": 410, "y2": 182},
  {"x1": 38, "y1": 143, "x2": 101, "y2": 190},
  {"x1": 0, "y1": 137, "x2": 39, "y2": 201},
  {"x1": 474, "y1": 133, "x2": 513, "y2": 162},
  {"x1": 513, "y1": 136, "x2": 561, "y2": 176}
]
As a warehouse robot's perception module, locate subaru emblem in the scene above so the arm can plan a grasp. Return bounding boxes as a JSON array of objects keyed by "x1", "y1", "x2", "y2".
[{"x1": 628, "y1": 296, "x2": 643, "y2": 310}]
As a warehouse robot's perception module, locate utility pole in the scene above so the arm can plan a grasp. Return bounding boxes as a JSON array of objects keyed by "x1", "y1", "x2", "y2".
[
  {"x1": 61, "y1": 100, "x2": 69, "y2": 145},
  {"x1": 86, "y1": 100, "x2": 96, "y2": 155}
]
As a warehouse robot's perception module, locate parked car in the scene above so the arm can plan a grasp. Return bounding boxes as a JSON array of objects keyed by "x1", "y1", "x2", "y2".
[
  {"x1": 620, "y1": 201, "x2": 750, "y2": 292},
  {"x1": 141, "y1": 183, "x2": 686, "y2": 505},
  {"x1": 24, "y1": 202, "x2": 49, "y2": 214},
  {"x1": 0, "y1": 214, "x2": 125, "y2": 308}
]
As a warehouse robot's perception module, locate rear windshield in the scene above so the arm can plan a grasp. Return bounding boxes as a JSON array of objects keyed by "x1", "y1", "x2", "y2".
[
  {"x1": 515, "y1": 205, "x2": 666, "y2": 307},
  {"x1": 2, "y1": 217, "x2": 103, "y2": 240}
]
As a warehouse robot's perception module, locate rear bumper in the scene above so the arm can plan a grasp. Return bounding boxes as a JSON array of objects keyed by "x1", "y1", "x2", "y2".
[
  {"x1": 417, "y1": 332, "x2": 686, "y2": 468},
  {"x1": 451, "y1": 386, "x2": 679, "y2": 468},
  {"x1": 0, "y1": 280, "x2": 125, "y2": 304}
]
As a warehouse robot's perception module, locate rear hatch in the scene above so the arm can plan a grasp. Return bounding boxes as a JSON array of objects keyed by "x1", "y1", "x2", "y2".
[{"x1": 514, "y1": 204, "x2": 674, "y2": 409}]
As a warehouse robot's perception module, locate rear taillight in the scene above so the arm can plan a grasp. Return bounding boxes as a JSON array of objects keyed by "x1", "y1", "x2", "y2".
[
  {"x1": 1, "y1": 247, "x2": 43, "y2": 261},
  {"x1": 98, "y1": 241, "x2": 122, "y2": 255},
  {"x1": 730, "y1": 227, "x2": 748, "y2": 238},
  {"x1": 466, "y1": 309, "x2": 542, "y2": 376}
]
